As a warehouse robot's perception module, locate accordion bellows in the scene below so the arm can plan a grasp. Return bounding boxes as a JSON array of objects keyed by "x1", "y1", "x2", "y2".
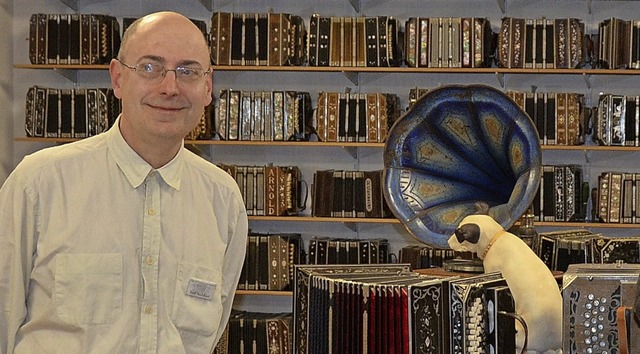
[{"x1": 383, "y1": 85, "x2": 542, "y2": 248}]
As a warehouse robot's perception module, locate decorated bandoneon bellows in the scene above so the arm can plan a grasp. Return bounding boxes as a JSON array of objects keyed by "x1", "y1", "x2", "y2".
[{"x1": 383, "y1": 84, "x2": 542, "y2": 248}]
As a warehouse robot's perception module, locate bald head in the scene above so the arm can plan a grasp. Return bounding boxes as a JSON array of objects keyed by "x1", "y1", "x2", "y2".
[
  {"x1": 118, "y1": 11, "x2": 209, "y2": 64},
  {"x1": 108, "y1": 10, "x2": 213, "y2": 167}
]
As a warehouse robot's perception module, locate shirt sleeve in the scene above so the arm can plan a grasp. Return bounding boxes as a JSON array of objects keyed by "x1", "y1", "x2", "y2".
[
  {"x1": 0, "y1": 168, "x2": 38, "y2": 354},
  {"x1": 211, "y1": 193, "x2": 248, "y2": 349}
]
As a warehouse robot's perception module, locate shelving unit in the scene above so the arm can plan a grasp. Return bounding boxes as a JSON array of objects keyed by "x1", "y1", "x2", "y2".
[{"x1": 11, "y1": 0, "x2": 640, "y2": 319}]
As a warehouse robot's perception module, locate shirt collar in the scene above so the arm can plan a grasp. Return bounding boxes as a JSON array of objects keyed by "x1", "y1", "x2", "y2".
[{"x1": 107, "y1": 116, "x2": 184, "y2": 190}]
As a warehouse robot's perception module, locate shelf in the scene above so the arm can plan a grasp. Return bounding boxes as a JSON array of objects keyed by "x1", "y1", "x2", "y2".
[
  {"x1": 248, "y1": 215, "x2": 401, "y2": 224},
  {"x1": 540, "y1": 145, "x2": 640, "y2": 151},
  {"x1": 15, "y1": 63, "x2": 640, "y2": 76},
  {"x1": 537, "y1": 221, "x2": 640, "y2": 229},
  {"x1": 18, "y1": 137, "x2": 640, "y2": 152},
  {"x1": 15, "y1": 137, "x2": 387, "y2": 148},
  {"x1": 212, "y1": 66, "x2": 640, "y2": 76},
  {"x1": 210, "y1": 66, "x2": 640, "y2": 75},
  {"x1": 196, "y1": 140, "x2": 385, "y2": 148},
  {"x1": 16, "y1": 63, "x2": 640, "y2": 88},
  {"x1": 15, "y1": 64, "x2": 109, "y2": 70},
  {"x1": 246, "y1": 216, "x2": 640, "y2": 229},
  {"x1": 14, "y1": 63, "x2": 640, "y2": 88},
  {"x1": 14, "y1": 64, "x2": 108, "y2": 82},
  {"x1": 249, "y1": 217, "x2": 640, "y2": 229},
  {"x1": 235, "y1": 290, "x2": 292, "y2": 296},
  {"x1": 15, "y1": 137, "x2": 80, "y2": 144}
]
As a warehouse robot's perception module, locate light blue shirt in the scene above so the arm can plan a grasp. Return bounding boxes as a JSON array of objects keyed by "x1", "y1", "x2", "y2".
[{"x1": 0, "y1": 118, "x2": 248, "y2": 353}]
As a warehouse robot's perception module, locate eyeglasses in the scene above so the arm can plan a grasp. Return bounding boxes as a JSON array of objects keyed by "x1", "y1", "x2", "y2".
[{"x1": 117, "y1": 59, "x2": 211, "y2": 83}]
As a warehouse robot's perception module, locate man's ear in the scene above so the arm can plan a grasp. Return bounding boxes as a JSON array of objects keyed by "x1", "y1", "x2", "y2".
[
  {"x1": 204, "y1": 73, "x2": 213, "y2": 106},
  {"x1": 109, "y1": 58, "x2": 124, "y2": 99}
]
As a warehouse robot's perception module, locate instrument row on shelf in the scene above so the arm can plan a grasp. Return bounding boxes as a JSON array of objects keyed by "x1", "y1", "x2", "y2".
[{"x1": 28, "y1": 12, "x2": 640, "y2": 70}]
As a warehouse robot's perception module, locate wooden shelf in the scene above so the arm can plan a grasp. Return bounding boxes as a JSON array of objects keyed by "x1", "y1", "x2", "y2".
[
  {"x1": 210, "y1": 66, "x2": 640, "y2": 76},
  {"x1": 17, "y1": 137, "x2": 640, "y2": 152},
  {"x1": 194, "y1": 140, "x2": 385, "y2": 147},
  {"x1": 14, "y1": 137, "x2": 386, "y2": 147},
  {"x1": 249, "y1": 217, "x2": 640, "y2": 228},
  {"x1": 15, "y1": 64, "x2": 109, "y2": 70},
  {"x1": 211, "y1": 66, "x2": 640, "y2": 76},
  {"x1": 14, "y1": 63, "x2": 640, "y2": 76},
  {"x1": 536, "y1": 221, "x2": 640, "y2": 229},
  {"x1": 235, "y1": 290, "x2": 292, "y2": 296},
  {"x1": 248, "y1": 215, "x2": 401, "y2": 224},
  {"x1": 15, "y1": 137, "x2": 80, "y2": 144},
  {"x1": 540, "y1": 145, "x2": 640, "y2": 151}
]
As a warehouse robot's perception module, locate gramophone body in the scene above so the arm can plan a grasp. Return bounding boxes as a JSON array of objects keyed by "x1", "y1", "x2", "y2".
[{"x1": 383, "y1": 85, "x2": 561, "y2": 353}]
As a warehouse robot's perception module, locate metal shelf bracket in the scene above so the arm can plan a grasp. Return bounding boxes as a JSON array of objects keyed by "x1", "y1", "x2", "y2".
[
  {"x1": 343, "y1": 146, "x2": 358, "y2": 159},
  {"x1": 344, "y1": 222, "x2": 359, "y2": 232},
  {"x1": 496, "y1": 72, "x2": 505, "y2": 88},
  {"x1": 199, "y1": 0, "x2": 213, "y2": 11},
  {"x1": 60, "y1": 0, "x2": 78, "y2": 10},
  {"x1": 342, "y1": 71, "x2": 359, "y2": 86},
  {"x1": 583, "y1": 74, "x2": 592, "y2": 89},
  {"x1": 349, "y1": 0, "x2": 361, "y2": 13},
  {"x1": 54, "y1": 68, "x2": 78, "y2": 82},
  {"x1": 584, "y1": 149, "x2": 592, "y2": 164}
]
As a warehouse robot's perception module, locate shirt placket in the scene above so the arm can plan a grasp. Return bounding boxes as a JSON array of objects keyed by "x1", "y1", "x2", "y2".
[{"x1": 139, "y1": 170, "x2": 161, "y2": 353}]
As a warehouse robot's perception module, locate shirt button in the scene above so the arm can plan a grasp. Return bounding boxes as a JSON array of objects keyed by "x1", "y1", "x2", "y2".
[
  {"x1": 144, "y1": 305, "x2": 153, "y2": 314},
  {"x1": 146, "y1": 256, "x2": 154, "y2": 265},
  {"x1": 148, "y1": 208, "x2": 156, "y2": 215}
]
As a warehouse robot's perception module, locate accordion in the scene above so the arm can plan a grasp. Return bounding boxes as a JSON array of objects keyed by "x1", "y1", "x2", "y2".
[
  {"x1": 210, "y1": 12, "x2": 306, "y2": 66},
  {"x1": 562, "y1": 263, "x2": 640, "y2": 353},
  {"x1": 29, "y1": 13, "x2": 120, "y2": 65},
  {"x1": 315, "y1": 92, "x2": 401, "y2": 143},
  {"x1": 307, "y1": 15, "x2": 401, "y2": 67},
  {"x1": 594, "y1": 93, "x2": 640, "y2": 147},
  {"x1": 498, "y1": 17, "x2": 585, "y2": 69},
  {"x1": 217, "y1": 164, "x2": 305, "y2": 216},
  {"x1": 293, "y1": 264, "x2": 518, "y2": 354},
  {"x1": 404, "y1": 17, "x2": 493, "y2": 68},
  {"x1": 25, "y1": 86, "x2": 120, "y2": 139},
  {"x1": 216, "y1": 89, "x2": 313, "y2": 141}
]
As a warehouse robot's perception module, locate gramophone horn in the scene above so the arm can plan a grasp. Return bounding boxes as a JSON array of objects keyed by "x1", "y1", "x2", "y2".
[{"x1": 383, "y1": 85, "x2": 541, "y2": 249}]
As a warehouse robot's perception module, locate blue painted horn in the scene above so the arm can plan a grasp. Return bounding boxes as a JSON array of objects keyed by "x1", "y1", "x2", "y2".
[{"x1": 383, "y1": 85, "x2": 542, "y2": 248}]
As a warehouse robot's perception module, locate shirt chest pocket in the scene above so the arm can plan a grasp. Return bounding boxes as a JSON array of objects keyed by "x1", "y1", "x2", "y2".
[
  {"x1": 171, "y1": 261, "x2": 223, "y2": 337},
  {"x1": 54, "y1": 253, "x2": 123, "y2": 325}
]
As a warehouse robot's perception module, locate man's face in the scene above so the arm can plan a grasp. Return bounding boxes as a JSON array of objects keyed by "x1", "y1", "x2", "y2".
[{"x1": 110, "y1": 15, "x2": 212, "y2": 144}]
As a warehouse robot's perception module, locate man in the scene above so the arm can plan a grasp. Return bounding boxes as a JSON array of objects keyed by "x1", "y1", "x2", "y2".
[{"x1": 0, "y1": 12, "x2": 248, "y2": 353}]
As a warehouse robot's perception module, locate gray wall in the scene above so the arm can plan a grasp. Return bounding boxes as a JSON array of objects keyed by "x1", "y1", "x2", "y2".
[{"x1": 0, "y1": 0, "x2": 12, "y2": 185}]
